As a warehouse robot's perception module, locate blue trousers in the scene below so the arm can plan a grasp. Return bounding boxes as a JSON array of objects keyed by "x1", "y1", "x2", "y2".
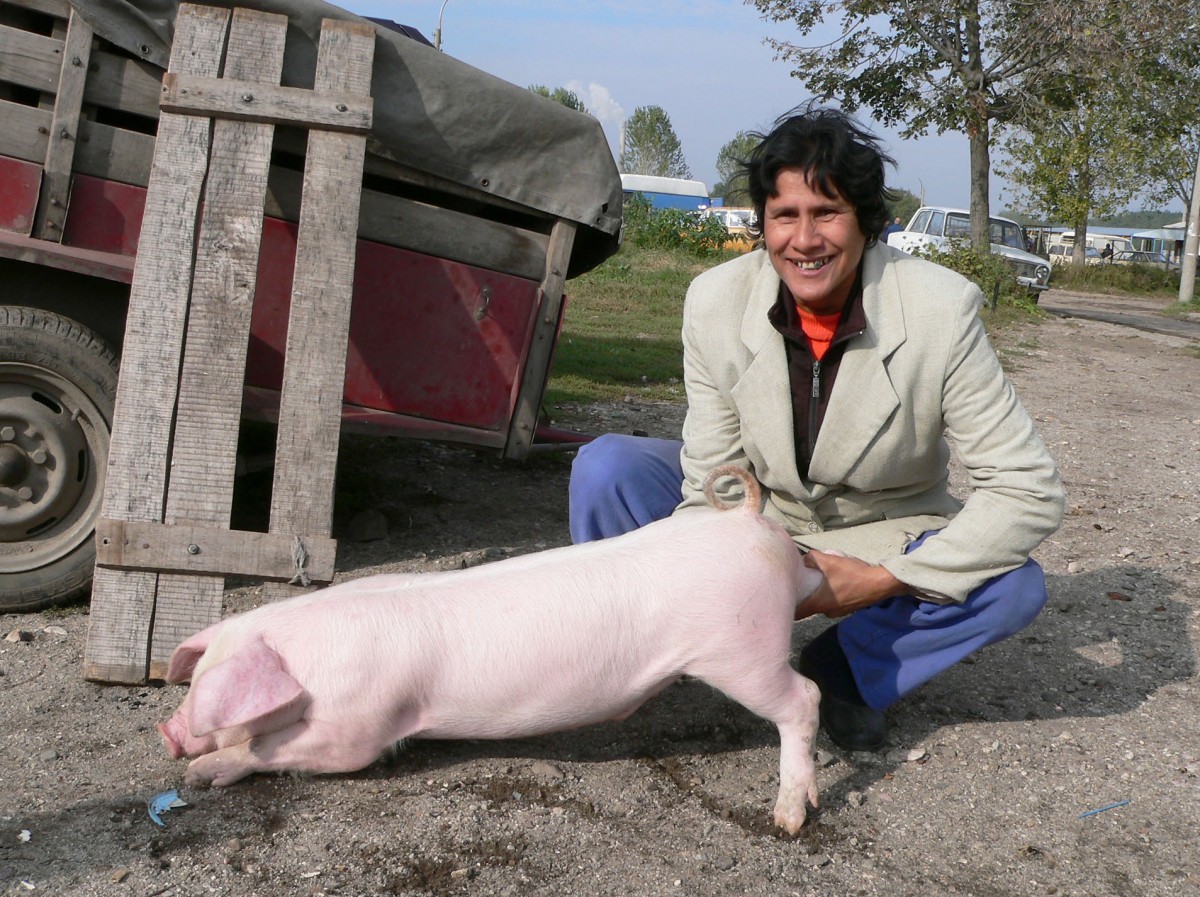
[{"x1": 569, "y1": 434, "x2": 1048, "y2": 711}]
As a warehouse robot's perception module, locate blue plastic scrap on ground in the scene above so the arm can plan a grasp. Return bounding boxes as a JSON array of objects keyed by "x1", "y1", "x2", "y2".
[{"x1": 148, "y1": 789, "x2": 188, "y2": 826}]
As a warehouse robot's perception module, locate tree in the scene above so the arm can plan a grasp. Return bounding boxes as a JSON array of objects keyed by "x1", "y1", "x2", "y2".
[
  {"x1": 885, "y1": 187, "x2": 922, "y2": 227},
  {"x1": 712, "y1": 131, "x2": 760, "y2": 205},
  {"x1": 995, "y1": 8, "x2": 1187, "y2": 263},
  {"x1": 747, "y1": 0, "x2": 1088, "y2": 250},
  {"x1": 999, "y1": 85, "x2": 1147, "y2": 265},
  {"x1": 527, "y1": 84, "x2": 589, "y2": 115},
  {"x1": 620, "y1": 106, "x2": 692, "y2": 178}
]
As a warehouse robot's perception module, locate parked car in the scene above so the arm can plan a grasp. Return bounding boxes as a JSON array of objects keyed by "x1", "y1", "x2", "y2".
[
  {"x1": 1110, "y1": 249, "x2": 1176, "y2": 269},
  {"x1": 703, "y1": 208, "x2": 758, "y2": 251},
  {"x1": 888, "y1": 207, "x2": 1051, "y2": 296},
  {"x1": 1049, "y1": 244, "x2": 1103, "y2": 266}
]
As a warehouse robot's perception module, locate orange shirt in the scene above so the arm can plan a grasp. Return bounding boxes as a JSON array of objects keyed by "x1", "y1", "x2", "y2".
[{"x1": 795, "y1": 304, "x2": 843, "y2": 361}]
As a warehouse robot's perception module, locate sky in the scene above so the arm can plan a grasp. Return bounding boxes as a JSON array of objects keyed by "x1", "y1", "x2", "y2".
[{"x1": 346, "y1": 0, "x2": 1009, "y2": 210}]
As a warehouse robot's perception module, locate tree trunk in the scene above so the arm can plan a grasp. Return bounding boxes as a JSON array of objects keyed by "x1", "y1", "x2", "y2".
[{"x1": 968, "y1": 123, "x2": 991, "y2": 251}]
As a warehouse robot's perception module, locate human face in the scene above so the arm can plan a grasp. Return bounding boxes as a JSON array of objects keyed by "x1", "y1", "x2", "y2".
[{"x1": 762, "y1": 167, "x2": 867, "y2": 315}]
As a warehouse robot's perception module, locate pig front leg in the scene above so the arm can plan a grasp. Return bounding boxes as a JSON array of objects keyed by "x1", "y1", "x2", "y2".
[{"x1": 183, "y1": 717, "x2": 409, "y2": 788}]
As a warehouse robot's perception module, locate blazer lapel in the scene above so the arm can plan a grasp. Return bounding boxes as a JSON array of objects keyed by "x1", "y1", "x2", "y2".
[
  {"x1": 808, "y1": 244, "x2": 907, "y2": 485},
  {"x1": 731, "y1": 261, "x2": 802, "y2": 489}
]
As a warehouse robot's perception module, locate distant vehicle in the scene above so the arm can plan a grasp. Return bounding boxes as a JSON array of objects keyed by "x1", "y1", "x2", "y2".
[
  {"x1": 1111, "y1": 249, "x2": 1177, "y2": 270},
  {"x1": 888, "y1": 206, "x2": 1051, "y2": 296},
  {"x1": 620, "y1": 174, "x2": 710, "y2": 211},
  {"x1": 1049, "y1": 244, "x2": 1103, "y2": 266},
  {"x1": 702, "y1": 207, "x2": 758, "y2": 252},
  {"x1": 1050, "y1": 231, "x2": 1134, "y2": 255}
]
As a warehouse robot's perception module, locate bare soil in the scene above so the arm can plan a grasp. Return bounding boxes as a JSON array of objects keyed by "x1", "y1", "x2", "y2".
[{"x1": 2, "y1": 290, "x2": 1199, "y2": 897}]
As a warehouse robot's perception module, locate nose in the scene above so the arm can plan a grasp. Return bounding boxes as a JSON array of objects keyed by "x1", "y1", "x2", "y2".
[{"x1": 789, "y1": 215, "x2": 821, "y2": 250}]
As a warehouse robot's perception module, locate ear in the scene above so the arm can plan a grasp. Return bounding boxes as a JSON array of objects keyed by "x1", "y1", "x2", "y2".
[
  {"x1": 164, "y1": 628, "x2": 218, "y2": 683},
  {"x1": 187, "y1": 637, "x2": 306, "y2": 737}
]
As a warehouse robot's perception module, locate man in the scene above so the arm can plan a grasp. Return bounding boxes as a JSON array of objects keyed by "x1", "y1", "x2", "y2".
[
  {"x1": 882, "y1": 215, "x2": 904, "y2": 242},
  {"x1": 568, "y1": 105, "x2": 1064, "y2": 751}
]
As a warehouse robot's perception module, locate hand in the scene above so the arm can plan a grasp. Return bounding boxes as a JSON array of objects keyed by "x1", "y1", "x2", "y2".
[{"x1": 796, "y1": 550, "x2": 908, "y2": 620}]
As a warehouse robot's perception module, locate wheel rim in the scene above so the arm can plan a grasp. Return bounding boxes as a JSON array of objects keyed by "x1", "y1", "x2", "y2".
[{"x1": 0, "y1": 362, "x2": 109, "y2": 573}]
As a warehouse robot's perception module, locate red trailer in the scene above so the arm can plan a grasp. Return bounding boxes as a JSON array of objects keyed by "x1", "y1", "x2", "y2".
[{"x1": 0, "y1": 0, "x2": 623, "y2": 611}]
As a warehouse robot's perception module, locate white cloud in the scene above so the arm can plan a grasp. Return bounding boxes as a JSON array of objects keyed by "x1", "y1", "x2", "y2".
[{"x1": 567, "y1": 81, "x2": 624, "y2": 150}]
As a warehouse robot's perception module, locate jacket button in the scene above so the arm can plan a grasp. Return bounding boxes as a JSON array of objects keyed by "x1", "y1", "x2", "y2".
[{"x1": 807, "y1": 522, "x2": 822, "y2": 533}]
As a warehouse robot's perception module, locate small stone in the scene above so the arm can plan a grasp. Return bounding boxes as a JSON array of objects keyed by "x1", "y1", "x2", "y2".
[
  {"x1": 4, "y1": 630, "x2": 32, "y2": 643},
  {"x1": 110, "y1": 868, "x2": 129, "y2": 883},
  {"x1": 715, "y1": 856, "x2": 736, "y2": 871},
  {"x1": 450, "y1": 868, "x2": 469, "y2": 881},
  {"x1": 1117, "y1": 547, "x2": 1135, "y2": 558},
  {"x1": 42, "y1": 626, "x2": 68, "y2": 636},
  {"x1": 846, "y1": 790, "x2": 865, "y2": 808},
  {"x1": 38, "y1": 749, "x2": 59, "y2": 762},
  {"x1": 530, "y1": 759, "x2": 565, "y2": 780},
  {"x1": 1067, "y1": 562, "x2": 1082, "y2": 574}
]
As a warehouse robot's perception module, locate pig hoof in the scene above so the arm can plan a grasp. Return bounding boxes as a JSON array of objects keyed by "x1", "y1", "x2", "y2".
[{"x1": 773, "y1": 802, "x2": 808, "y2": 835}]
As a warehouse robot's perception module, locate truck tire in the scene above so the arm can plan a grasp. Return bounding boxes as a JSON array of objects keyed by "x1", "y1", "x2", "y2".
[{"x1": 0, "y1": 307, "x2": 117, "y2": 612}]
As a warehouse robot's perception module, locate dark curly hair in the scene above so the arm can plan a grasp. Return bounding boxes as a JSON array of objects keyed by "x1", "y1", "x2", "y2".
[{"x1": 742, "y1": 103, "x2": 896, "y2": 245}]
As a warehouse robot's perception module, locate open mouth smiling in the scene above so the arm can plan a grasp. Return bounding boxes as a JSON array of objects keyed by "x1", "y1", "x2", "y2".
[{"x1": 792, "y1": 258, "x2": 830, "y2": 271}]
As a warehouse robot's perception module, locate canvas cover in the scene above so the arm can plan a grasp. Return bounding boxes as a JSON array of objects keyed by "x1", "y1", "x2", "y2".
[{"x1": 69, "y1": 0, "x2": 623, "y2": 275}]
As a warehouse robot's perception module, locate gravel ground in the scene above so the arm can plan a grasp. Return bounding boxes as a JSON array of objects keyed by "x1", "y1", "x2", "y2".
[{"x1": 1, "y1": 292, "x2": 1198, "y2": 897}]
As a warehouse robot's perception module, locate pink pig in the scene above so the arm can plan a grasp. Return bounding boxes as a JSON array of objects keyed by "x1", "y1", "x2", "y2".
[{"x1": 158, "y1": 465, "x2": 826, "y2": 833}]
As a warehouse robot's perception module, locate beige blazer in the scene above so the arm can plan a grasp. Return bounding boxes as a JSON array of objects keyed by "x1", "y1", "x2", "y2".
[{"x1": 677, "y1": 242, "x2": 1064, "y2": 602}]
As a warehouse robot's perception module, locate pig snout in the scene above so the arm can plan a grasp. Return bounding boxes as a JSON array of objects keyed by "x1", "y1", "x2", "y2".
[{"x1": 157, "y1": 713, "x2": 212, "y2": 760}]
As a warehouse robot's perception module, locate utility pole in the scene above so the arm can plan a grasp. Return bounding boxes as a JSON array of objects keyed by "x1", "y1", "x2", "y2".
[
  {"x1": 1179, "y1": 147, "x2": 1200, "y2": 305},
  {"x1": 433, "y1": 0, "x2": 451, "y2": 51}
]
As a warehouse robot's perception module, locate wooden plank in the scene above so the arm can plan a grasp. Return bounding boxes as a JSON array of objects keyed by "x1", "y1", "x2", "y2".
[
  {"x1": 95, "y1": 519, "x2": 335, "y2": 582},
  {"x1": 0, "y1": 98, "x2": 158, "y2": 190},
  {"x1": 263, "y1": 17, "x2": 374, "y2": 603},
  {"x1": 85, "y1": 48, "x2": 161, "y2": 119},
  {"x1": 83, "y1": 3, "x2": 230, "y2": 685},
  {"x1": 503, "y1": 219, "x2": 576, "y2": 459},
  {"x1": 2, "y1": 0, "x2": 69, "y2": 18},
  {"x1": 33, "y1": 10, "x2": 92, "y2": 240},
  {"x1": 161, "y1": 72, "x2": 371, "y2": 132},
  {"x1": 0, "y1": 23, "x2": 60, "y2": 91},
  {"x1": 148, "y1": 6, "x2": 287, "y2": 678},
  {"x1": 264, "y1": 166, "x2": 549, "y2": 281},
  {"x1": 0, "y1": 227, "x2": 133, "y2": 280}
]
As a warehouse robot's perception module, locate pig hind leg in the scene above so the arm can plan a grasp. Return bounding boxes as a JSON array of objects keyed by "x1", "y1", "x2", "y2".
[
  {"x1": 184, "y1": 719, "x2": 399, "y2": 788},
  {"x1": 701, "y1": 663, "x2": 821, "y2": 834}
]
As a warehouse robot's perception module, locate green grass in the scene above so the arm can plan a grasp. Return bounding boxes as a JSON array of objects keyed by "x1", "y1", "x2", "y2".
[
  {"x1": 548, "y1": 247, "x2": 738, "y2": 406},
  {"x1": 1048, "y1": 261, "x2": 1181, "y2": 298}
]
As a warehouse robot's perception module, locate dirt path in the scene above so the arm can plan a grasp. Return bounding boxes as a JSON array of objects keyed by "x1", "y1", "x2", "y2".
[{"x1": 1, "y1": 300, "x2": 1198, "y2": 897}]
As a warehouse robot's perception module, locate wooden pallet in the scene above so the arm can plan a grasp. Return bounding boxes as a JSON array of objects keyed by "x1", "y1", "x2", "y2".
[{"x1": 82, "y1": 3, "x2": 375, "y2": 684}]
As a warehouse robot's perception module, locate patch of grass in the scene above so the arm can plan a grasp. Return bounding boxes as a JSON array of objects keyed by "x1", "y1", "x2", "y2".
[
  {"x1": 549, "y1": 246, "x2": 737, "y2": 406},
  {"x1": 1049, "y1": 262, "x2": 1180, "y2": 297}
]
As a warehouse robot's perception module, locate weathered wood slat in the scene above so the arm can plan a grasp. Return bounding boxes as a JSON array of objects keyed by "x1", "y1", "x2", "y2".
[
  {"x1": 2, "y1": 0, "x2": 69, "y2": 17},
  {"x1": 503, "y1": 219, "x2": 576, "y2": 459},
  {"x1": 161, "y1": 71, "x2": 371, "y2": 132},
  {"x1": 84, "y1": 48, "x2": 162, "y2": 118},
  {"x1": 263, "y1": 17, "x2": 373, "y2": 603},
  {"x1": 95, "y1": 519, "x2": 335, "y2": 583},
  {"x1": 148, "y1": 6, "x2": 287, "y2": 679},
  {"x1": 33, "y1": 10, "x2": 92, "y2": 239},
  {"x1": 0, "y1": 22, "x2": 60, "y2": 91},
  {"x1": 83, "y1": 3, "x2": 230, "y2": 685}
]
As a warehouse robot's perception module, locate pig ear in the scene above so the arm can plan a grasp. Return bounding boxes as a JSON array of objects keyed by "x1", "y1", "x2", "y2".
[
  {"x1": 164, "y1": 628, "x2": 218, "y2": 683},
  {"x1": 187, "y1": 638, "x2": 306, "y2": 737}
]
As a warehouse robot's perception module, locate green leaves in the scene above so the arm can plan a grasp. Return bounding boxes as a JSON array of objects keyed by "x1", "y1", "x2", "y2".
[{"x1": 620, "y1": 106, "x2": 692, "y2": 179}]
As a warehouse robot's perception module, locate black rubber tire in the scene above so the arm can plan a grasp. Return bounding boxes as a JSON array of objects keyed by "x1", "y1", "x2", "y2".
[{"x1": 0, "y1": 306, "x2": 117, "y2": 612}]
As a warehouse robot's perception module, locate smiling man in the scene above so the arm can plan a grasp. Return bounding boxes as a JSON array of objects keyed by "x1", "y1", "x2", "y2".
[{"x1": 568, "y1": 105, "x2": 1064, "y2": 752}]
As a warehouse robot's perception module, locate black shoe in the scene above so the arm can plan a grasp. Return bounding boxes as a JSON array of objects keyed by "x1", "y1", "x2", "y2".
[{"x1": 799, "y1": 626, "x2": 888, "y2": 752}]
